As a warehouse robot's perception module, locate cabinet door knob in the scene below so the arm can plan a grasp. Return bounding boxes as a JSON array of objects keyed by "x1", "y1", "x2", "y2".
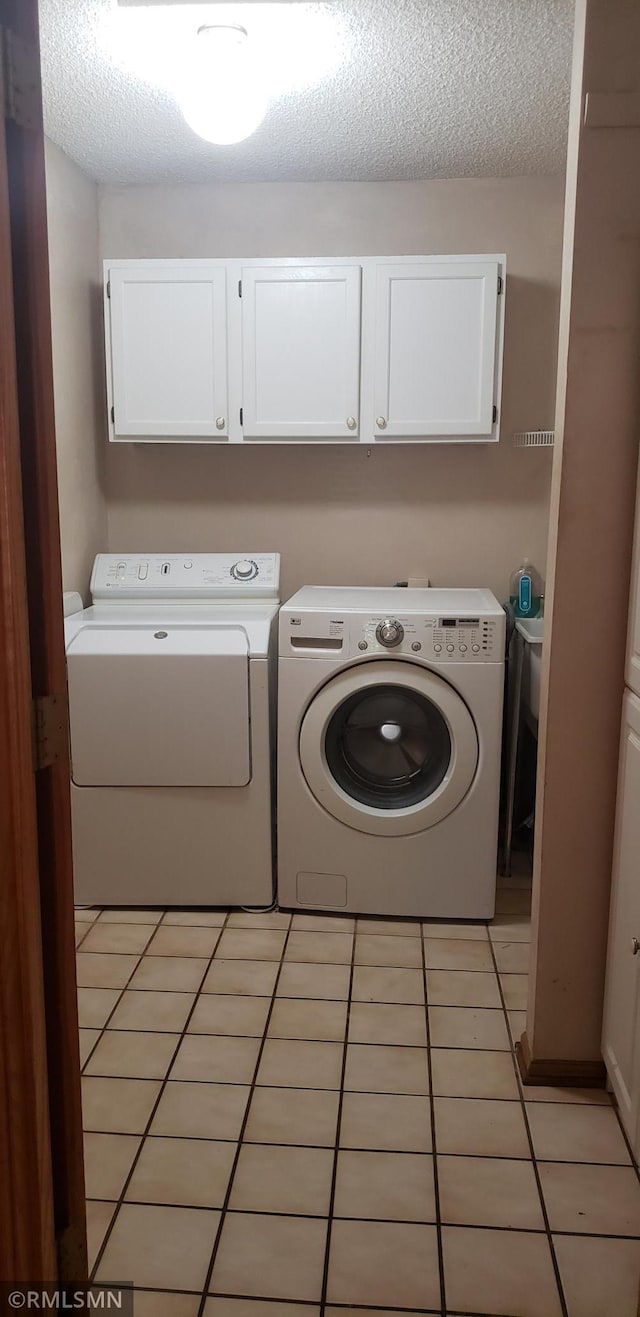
[
  {"x1": 633, "y1": 938, "x2": 640, "y2": 955},
  {"x1": 346, "y1": 416, "x2": 357, "y2": 431},
  {"x1": 376, "y1": 416, "x2": 387, "y2": 430},
  {"x1": 216, "y1": 416, "x2": 226, "y2": 430}
]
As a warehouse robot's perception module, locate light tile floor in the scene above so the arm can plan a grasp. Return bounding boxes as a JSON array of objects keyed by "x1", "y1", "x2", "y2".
[{"x1": 75, "y1": 886, "x2": 640, "y2": 1317}]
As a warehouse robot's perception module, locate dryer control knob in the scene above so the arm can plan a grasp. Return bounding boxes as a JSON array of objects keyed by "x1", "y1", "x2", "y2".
[
  {"x1": 232, "y1": 559, "x2": 258, "y2": 581},
  {"x1": 376, "y1": 619, "x2": 404, "y2": 648}
]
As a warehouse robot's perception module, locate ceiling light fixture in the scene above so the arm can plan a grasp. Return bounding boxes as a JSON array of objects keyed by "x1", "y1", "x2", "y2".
[
  {"x1": 99, "y1": 5, "x2": 347, "y2": 144},
  {"x1": 176, "y1": 23, "x2": 268, "y2": 144}
]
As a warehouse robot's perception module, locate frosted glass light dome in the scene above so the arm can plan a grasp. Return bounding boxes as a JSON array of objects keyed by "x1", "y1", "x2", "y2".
[{"x1": 177, "y1": 25, "x2": 268, "y2": 146}]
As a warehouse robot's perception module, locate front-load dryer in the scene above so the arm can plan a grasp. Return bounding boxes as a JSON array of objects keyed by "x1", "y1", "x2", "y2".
[
  {"x1": 277, "y1": 586, "x2": 505, "y2": 918},
  {"x1": 65, "y1": 553, "x2": 279, "y2": 906}
]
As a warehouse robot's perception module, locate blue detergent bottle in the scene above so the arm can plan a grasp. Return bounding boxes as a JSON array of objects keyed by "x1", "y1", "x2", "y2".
[{"x1": 509, "y1": 559, "x2": 543, "y2": 618}]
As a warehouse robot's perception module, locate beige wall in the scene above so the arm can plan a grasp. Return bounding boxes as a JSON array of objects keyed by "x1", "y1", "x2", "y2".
[
  {"x1": 100, "y1": 176, "x2": 562, "y2": 601},
  {"x1": 45, "y1": 139, "x2": 107, "y2": 598},
  {"x1": 526, "y1": 0, "x2": 640, "y2": 1071}
]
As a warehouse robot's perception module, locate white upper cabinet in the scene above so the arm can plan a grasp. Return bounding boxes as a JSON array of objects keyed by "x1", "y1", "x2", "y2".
[
  {"x1": 372, "y1": 260, "x2": 501, "y2": 439},
  {"x1": 107, "y1": 263, "x2": 228, "y2": 439},
  {"x1": 103, "y1": 256, "x2": 505, "y2": 444},
  {"x1": 240, "y1": 265, "x2": 362, "y2": 439},
  {"x1": 626, "y1": 467, "x2": 640, "y2": 698},
  {"x1": 602, "y1": 690, "x2": 640, "y2": 1159}
]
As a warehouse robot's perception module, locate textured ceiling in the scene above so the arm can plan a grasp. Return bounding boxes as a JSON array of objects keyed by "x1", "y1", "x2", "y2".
[{"x1": 39, "y1": 0, "x2": 574, "y2": 185}]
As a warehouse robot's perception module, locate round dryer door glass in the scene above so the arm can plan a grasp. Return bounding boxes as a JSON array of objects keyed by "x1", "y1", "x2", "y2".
[
  {"x1": 299, "y1": 661, "x2": 479, "y2": 838},
  {"x1": 325, "y1": 685, "x2": 451, "y2": 809}
]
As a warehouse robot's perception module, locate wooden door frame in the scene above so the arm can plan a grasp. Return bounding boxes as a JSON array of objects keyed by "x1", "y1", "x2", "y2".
[{"x1": 0, "y1": 0, "x2": 86, "y2": 1283}]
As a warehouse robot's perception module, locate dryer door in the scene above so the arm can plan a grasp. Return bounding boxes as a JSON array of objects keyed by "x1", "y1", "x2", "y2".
[
  {"x1": 67, "y1": 624, "x2": 250, "y2": 787},
  {"x1": 299, "y1": 661, "x2": 478, "y2": 836}
]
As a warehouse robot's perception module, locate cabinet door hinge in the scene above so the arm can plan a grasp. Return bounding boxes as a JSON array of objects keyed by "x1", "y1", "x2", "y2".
[
  {"x1": 56, "y1": 1221, "x2": 87, "y2": 1285},
  {"x1": 493, "y1": 404, "x2": 498, "y2": 424},
  {"x1": 0, "y1": 26, "x2": 40, "y2": 131},
  {"x1": 239, "y1": 407, "x2": 243, "y2": 425},
  {"x1": 32, "y1": 693, "x2": 68, "y2": 772},
  {"x1": 238, "y1": 279, "x2": 242, "y2": 298},
  {"x1": 497, "y1": 274, "x2": 503, "y2": 295}
]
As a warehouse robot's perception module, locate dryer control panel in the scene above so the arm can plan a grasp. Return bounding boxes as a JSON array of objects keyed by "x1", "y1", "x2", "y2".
[{"x1": 91, "y1": 553, "x2": 280, "y2": 599}]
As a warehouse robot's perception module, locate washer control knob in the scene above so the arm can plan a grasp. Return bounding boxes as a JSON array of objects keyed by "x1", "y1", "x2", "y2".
[
  {"x1": 358, "y1": 640, "x2": 368, "y2": 651},
  {"x1": 411, "y1": 641, "x2": 422, "y2": 652},
  {"x1": 472, "y1": 643, "x2": 480, "y2": 653},
  {"x1": 231, "y1": 559, "x2": 258, "y2": 581},
  {"x1": 459, "y1": 643, "x2": 467, "y2": 653},
  {"x1": 446, "y1": 643, "x2": 455, "y2": 653},
  {"x1": 376, "y1": 619, "x2": 404, "y2": 648},
  {"x1": 434, "y1": 643, "x2": 442, "y2": 653}
]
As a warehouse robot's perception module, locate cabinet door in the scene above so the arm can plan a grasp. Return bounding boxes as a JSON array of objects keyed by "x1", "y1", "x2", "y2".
[
  {"x1": 626, "y1": 469, "x2": 640, "y2": 697},
  {"x1": 373, "y1": 261, "x2": 500, "y2": 438},
  {"x1": 107, "y1": 264, "x2": 228, "y2": 439},
  {"x1": 241, "y1": 265, "x2": 361, "y2": 439},
  {"x1": 602, "y1": 690, "x2": 640, "y2": 1156}
]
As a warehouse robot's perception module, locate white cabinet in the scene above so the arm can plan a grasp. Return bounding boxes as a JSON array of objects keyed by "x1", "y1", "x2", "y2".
[
  {"x1": 106, "y1": 263, "x2": 228, "y2": 439},
  {"x1": 372, "y1": 260, "x2": 501, "y2": 439},
  {"x1": 626, "y1": 488, "x2": 640, "y2": 696},
  {"x1": 103, "y1": 255, "x2": 505, "y2": 444},
  {"x1": 240, "y1": 265, "x2": 361, "y2": 439},
  {"x1": 602, "y1": 690, "x2": 640, "y2": 1157},
  {"x1": 603, "y1": 465, "x2": 640, "y2": 1160}
]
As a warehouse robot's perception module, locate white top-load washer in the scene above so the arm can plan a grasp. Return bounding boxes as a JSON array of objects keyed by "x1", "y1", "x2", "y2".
[
  {"x1": 278, "y1": 586, "x2": 505, "y2": 918},
  {"x1": 65, "y1": 552, "x2": 279, "y2": 906}
]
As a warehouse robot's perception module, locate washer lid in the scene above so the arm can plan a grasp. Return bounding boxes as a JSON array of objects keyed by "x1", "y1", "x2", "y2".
[
  {"x1": 67, "y1": 624, "x2": 250, "y2": 787},
  {"x1": 299, "y1": 661, "x2": 478, "y2": 837}
]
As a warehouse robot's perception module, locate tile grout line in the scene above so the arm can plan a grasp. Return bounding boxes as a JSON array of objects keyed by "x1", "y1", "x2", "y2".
[
  {"x1": 194, "y1": 916, "x2": 298, "y2": 1316},
  {"x1": 317, "y1": 928, "x2": 357, "y2": 1316},
  {"x1": 78, "y1": 912, "x2": 162, "y2": 1075},
  {"x1": 423, "y1": 916, "x2": 483, "y2": 1317},
  {"x1": 85, "y1": 1188, "x2": 640, "y2": 1241},
  {"x1": 487, "y1": 933, "x2": 570, "y2": 1317},
  {"x1": 82, "y1": 1122, "x2": 638, "y2": 1169},
  {"x1": 88, "y1": 910, "x2": 232, "y2": 1283}
]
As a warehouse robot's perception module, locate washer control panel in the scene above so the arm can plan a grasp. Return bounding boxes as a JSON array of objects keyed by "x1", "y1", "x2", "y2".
[
  {"x1": 91, "y1": 553, "x2": 280, "y2": 599},
  {"x1": 356, "y1": 613, "x2": 503, "y2": 660},
  {"x1": 283, "y1": 608, "x2": 504, "y2": 659},
  {"x1": 376, "y1": 618, "x2": 405, "y2": 648}
]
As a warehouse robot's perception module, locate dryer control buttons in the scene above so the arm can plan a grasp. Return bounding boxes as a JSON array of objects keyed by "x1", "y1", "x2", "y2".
[
  {"x1": 411, "y1": 641, "x2": 422, "y2": 652},
  {"x1": 446, "y1": 643, "x2": 455, "y2": 653},
  {"x1": 231, "y1": 559, "x2": 259, "y2": 581},
  {"x1": 376, "y1": 619, "x2": 405, "y2": 648},
  {"x1": 434, "y1": 643, "x2": 442, "y2": 653},
  {"x1": 358, "y1": 640, "x2": 368, "y2": 651}
]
